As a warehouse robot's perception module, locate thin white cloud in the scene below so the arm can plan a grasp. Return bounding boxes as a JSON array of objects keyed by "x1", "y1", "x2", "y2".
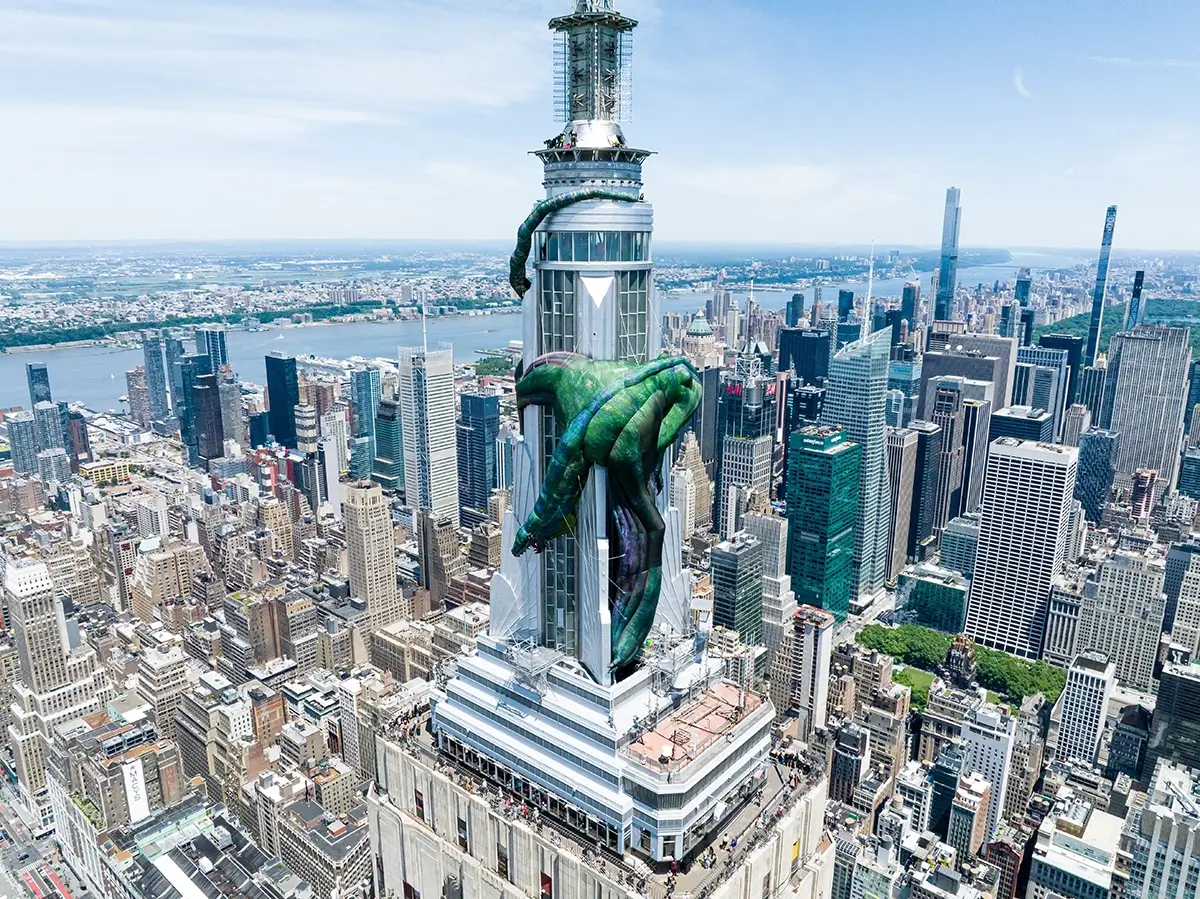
[
  {"x1": 1086, "y1": 55, "x2": 1200, "y2": 68},
  {"x1": 660, "y1": 163, "x2": 839, "y2": 204},
  {"x1": 1013, "y1": 68, "x2": 1033, "y2": 99}
]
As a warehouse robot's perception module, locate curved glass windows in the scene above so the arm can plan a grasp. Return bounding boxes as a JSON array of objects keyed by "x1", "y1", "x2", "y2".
[{"x1": 536, "y1": 231, "x2": 651, "y2": 263}]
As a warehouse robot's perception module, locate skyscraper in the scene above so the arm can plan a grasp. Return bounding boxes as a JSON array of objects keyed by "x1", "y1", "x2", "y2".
[
  {"x1": 195, "y1": 324, "x2": 229, "y2": 368},
  {"x1": 1126, "y1": 269, "x2": 1147, "y2": 329},
  {"x1": 900, "y1": 281, "x2": 919, "y2": 335},
  {"x1": 1122, "y1": 758, "x2": 1200, "y2": 899},
  {"x1": 371, "y1": 398, "x2": 404, "y2": 493},
  {"x1": 265, "y1": 352, "x2": 300, "y2": 449},
  {"x1": 6, "y1": 559, "x2": 110, "y2": 826},
  {"x1": 1061, "y1": 404, "x2": 1091, "y2": 447},
  {"x1": 193, "y1": 373, "x2": 225, "y2": 463},
  {"x1": 1016, "y1": 345, "x2": 1070, "y2": 438},
  {"x1": 711, "y1": 532, "x2": 764, "y2": 645},
  {"x1": 838, "y1": 289, "x2": 854, "y2": 322},
  {"x1": 25, "y1": 362, "x2": 51, "y2": 407},
  {"x1": 1098, "y1": 326, "x2": 1190, "y2": 487},
  {"x1": 1075, "y1": 428, "x2": 1119, "y2": 522},
  {"x1": 248, "y1": 410, "x2": 269, "y2": 449},
  {"x1": 966, "y1": 439, "x2": 1077, "y2": 660},
  {"x1": 907, "y1": 420, "x2": 943, "y2": 559},
  {"x1": 886, "y1": 427, "x2": 918, "y2": 580},
  {"x1": 398, "y1": 346, "x2": 459, "y2": 528},
  {"x1": 9, "y1": 411, "x2": 38, "y2": 475},
  {"x1": 350, "y1": 367, "x2": 382, "y2": 453},
  {"x1": 420, "y1": 510, "x2": 466, "y2": 609},
  {"x1": 1076, "y1": 550, "x2": 1166, "y2": 691},
  {"x1": 930, "y1": 384, "x2": 966, "y2": 532},
  {"x1": 125, "y1": 367, "x2": 151, "y2": 426},
  {"x1": 714, "y1": 351, "x2": 776, "y2": 536},
  {"x1": 1145, "y1": 662, "x2": 1200, "y2": 775},
  {"x1": 217, "y1": 368, "x2": 246, "y2": 447},
  {"x1": 164, "y1": 330, "x2": 187, "y2": 415},
  {"x1": 174, "y1": 354, "x2": 210, "y2": 465},
  {"x1": 65, "y1": 409, "x2": 91, "y2": 472},
  {"x1": 32, "y1": 400, "x2": 65, "y2": 454},
  {"x1": 294, "y1": 402, "x2": 318, "y2": 454},
  {"x1": 141, "y1": 330, "x2": 170, "y2": 421},
  {"x1": 774, "y1": 605, "x2": 835, "y2": 737},
  {"x1": 1084, "y1": 205, "x2": 1118, "y2": 367},
  {"x1": 776, "y1": 326, "x2": 833, "y2": 386},
  {"x1": 1014, "y1": 267, "x2": 1031, "y2": 307},
  {"x1": 787, "y1": 425, "x2": 861, "y2": 620},
  {"x1": 456, "y1": 392, "x2": 501, "y2": 524},
  {"x1": 343, "y1": 480, "x2": 404, "y2": 629},
  {"x1": 959, "y1": 703, "x2": 1016, "y2": 840},
  {"x1": 935, "y1": 187, "x2": 962, "y2": 322},
  {"x1": 822, "y1": 326, "x2": 893, "y2": 598},
  {"x1": 1054, "y1": 652, "x2": 1115, "y2": 766},
  {"x1": 743, "y1": 506, "x2": 797, "y2": 660},
  {"x1": 1037, "y1": 334, "x2": 1085, "y2": 408},
  {"x1": 412, "y1": 8, "x2": 821, "y2": 884}
]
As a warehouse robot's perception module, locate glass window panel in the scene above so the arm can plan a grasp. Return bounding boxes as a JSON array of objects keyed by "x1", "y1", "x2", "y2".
[
  {"x1": 607, "y1": 232, "x2": 622, "y2": 261},
  {"x1": 536, "y1": 232, "x2": 547, "y2": 260},
  {"x1": 591, "y1": 231, "x2": 605, "y2": 262},
  {"x1": 574, "y1": 232, "x2": 589, "y2": 262},
  {"x1": 620, "y1": 231, "x2": 633, "y2": 262},
  {"x1": 547, "y1": 232, "x2": 559, "y2": 261},
  {"x1": 633, "y1": 232, "x2": 644, "y2": 261},
  {"x1": 643, "y1": 233, "x2": 652, "y2": 262}
]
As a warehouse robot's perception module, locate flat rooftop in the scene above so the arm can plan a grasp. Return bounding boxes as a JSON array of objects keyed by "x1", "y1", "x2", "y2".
[{"x1": 622, "y1": 680, "x2": 764, "y2": 773}]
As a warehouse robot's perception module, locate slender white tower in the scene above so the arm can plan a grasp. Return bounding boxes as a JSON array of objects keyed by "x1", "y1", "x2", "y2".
[{"x1": 489, "y1": 0, "x2": 690, "y2": 684}]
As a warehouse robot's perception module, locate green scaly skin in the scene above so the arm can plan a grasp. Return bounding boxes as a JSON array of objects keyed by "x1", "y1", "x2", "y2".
[
  {"x1": 508, "y1": 189, "x2": 638, "y2": 298},
  {"x1": 513, "y1": 353, "x2": 701, "y2": 673}
]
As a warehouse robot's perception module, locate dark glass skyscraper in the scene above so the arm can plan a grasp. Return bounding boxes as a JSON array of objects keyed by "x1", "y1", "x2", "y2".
[
  {"x1": 1084, "y1": 205, "x2": 1118, "y2": 367},
  {"x1": 714, "y1": 353, "x2": 776, "y2": 536},
  {"x1": 350, "y1": 367, "x2": 382, "y2": 444},
  {"x1": 193, "y1": 373, "x2": 225, "y2": 463},
  {"x1": 711, "y1": 532, "x2": 764, "y2": 644},
  {"x1": 175, "y1": 353, "x2": 211, "y2": 465},
  {"x1": 25, "y1": 362, "x2": 51, "y2": 407},
  {"x1": 776, "y1": 327, "x2": 832, "y2": 386},
  {"x1": 66, "y1": 409, "x2": 91, "y2": 472},
  {"x1": 786, "y1": 293, "x2": 804, "y2": 328},
  {"x1": 1037, "y1": 333, "x2": 1085, "y2": 408},
  {"x1": 264, "y1": 352, "x2": 300, "y2": 449},
  {"x1": 907, "y1": 420, "x2": 943, "y2": 557},
  {"x1": 901, "y1": 282, "x2": 919, "y2": 333},
  {"x1": 935, "y1": 187, "x2": 962, "y2": 321},
  {"x1": 457, "y1": 392, "x2": 501, "y2": 520},
  {"x1": 248, "y1": 411, "x2": 270, "y2": 449},
  {"x1": 837, "y1": 289, "x2": 854, "y2": 322},
  {"x1": 1076, "y1": 428, "x2": 1119, "y2": 522},
  {"x1": 1014, "y1": 267, "x2": 1031, "y2": 306},
  {"x1": 372, "y1": 398, "x2": 404, "y2": 493},
  {"x1": 141, "y1": 330, "x2": 171, "y2": 421},
  {"x1": 786, "y1": 426, "x2": 861, "y2": 621},
  {"x1": 1184, "y1": 359, "x2": 1200, "y2": 434},
  {"x1": 165, "y1": 330, "x2": 187, "y2": 416},
  {"x1": 1126, "y1": 269, "x2": 1146, "y2": 329}
]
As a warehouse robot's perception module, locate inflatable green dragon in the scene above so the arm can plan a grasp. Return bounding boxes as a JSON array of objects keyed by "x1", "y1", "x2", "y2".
[
  {"x1": 513, "y1": 353, "x2": 701, "y2": 674},
  {"x1": 508, "y1": 187, "x2": 638, "y2": 298}
]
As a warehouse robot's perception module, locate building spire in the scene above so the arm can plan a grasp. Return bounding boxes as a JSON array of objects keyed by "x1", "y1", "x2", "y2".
[{"x1": 551, "y1": 0, "x2": 636, "y2": 136}]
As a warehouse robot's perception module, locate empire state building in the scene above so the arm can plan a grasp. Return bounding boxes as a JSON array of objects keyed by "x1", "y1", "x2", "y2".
[{"x1": 369, "y1": 5, "x2": 834, "y2": 893}]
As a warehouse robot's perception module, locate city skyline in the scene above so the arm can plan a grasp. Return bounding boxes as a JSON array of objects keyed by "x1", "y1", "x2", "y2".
[
  {"x1": 3, "y1": 3, "x2": 1200, "y2": 899},
  {"x1": 2, "y1": 1, "x2": 1199, "y2": 248}
]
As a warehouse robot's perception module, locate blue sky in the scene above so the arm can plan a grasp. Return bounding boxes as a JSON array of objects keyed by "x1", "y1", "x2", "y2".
[{"x1": 2, "y1": 0, "x2": 1198, "y2": 248}]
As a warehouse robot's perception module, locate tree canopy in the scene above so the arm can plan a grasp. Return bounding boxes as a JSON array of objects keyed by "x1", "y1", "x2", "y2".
[{"x1": 856, "y1": 623, "x2": 1066, "y2": 704}]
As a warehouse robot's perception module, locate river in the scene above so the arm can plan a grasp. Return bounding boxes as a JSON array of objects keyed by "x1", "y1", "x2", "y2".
[{"x1": 0, "y1": 252, "x2": 1087, "y2": 411}]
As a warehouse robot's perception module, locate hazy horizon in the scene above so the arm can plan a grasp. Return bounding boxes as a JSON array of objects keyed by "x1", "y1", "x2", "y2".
[{"x1": 3, "y1": 1, "x2": 1199, "y2": 248}]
